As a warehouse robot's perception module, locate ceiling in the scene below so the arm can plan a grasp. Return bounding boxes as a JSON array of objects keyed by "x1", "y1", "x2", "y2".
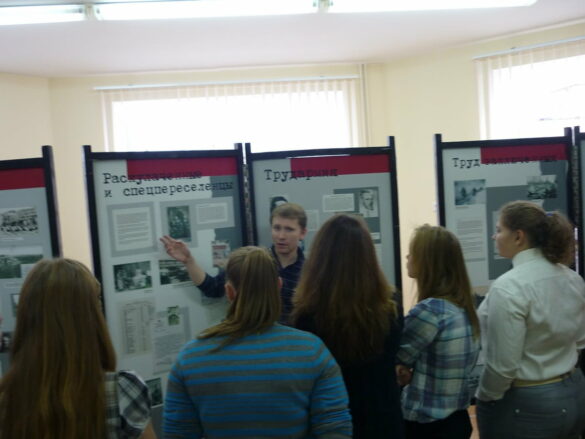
[{"x1": 0, "y1": 0, "x2": 583, "y2": 78}]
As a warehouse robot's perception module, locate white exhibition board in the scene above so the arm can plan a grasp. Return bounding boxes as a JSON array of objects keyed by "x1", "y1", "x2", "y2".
[
  {"x1": 438, "y1": 137, "x2": 571, "y2": 295},
  {"x1": 0, "y1": 147, "x2": 60, "y2": 375},
  {"x1": 248, "y1": 147, "x2": 401, "y2": 288},
  {"x1": 85, "y1": 149, "x2": 246, "y2": 415}
]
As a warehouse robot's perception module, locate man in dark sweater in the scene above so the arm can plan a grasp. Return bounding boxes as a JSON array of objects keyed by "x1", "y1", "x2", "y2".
[{"x1": 160, "y1": 203, "x2": 307, "y2": 324}]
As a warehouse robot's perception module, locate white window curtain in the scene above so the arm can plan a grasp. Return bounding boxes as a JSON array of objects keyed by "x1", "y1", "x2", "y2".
[
  {"x1": 475, "y1": 37, "x2": 585, "y2": 139},
  {"x1": 100, "y1": 77, "x2": 365, "y2": 152}
]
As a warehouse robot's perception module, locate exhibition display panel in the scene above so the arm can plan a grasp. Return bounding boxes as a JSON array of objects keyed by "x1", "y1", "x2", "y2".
[
  {"x1": 246, "y1": 141, "x2": 402, "y2": 289},
  {"x1": 83, "y1": 145, "x2": 247, "y2": 427},
  {"x1": 436, "y1": 131, "x2": 573, "y2": 294},
  {"x1": 0, "y1": 146, "x2": 61, "y2": 373}
]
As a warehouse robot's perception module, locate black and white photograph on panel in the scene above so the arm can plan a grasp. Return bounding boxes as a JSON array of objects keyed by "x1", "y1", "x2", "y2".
[
  {"x1": 0, "y1": 246, "x2": 43, "y2": 279},
  {"x1": 454, "y1": 180, "x2": 486, "y2": 206},
  {"x1": 357, "y1": 188, "x2": 379, "y2": 218},
  {"x1": 527, "y1": 175, "x2": 557, "y2": 200},
  {"x1": 167, "y1": 306, "x2": 181, "y2": 326},
  {"x1": 211, "y1": 240, "x2": 230, "y2": 269},
  {"x1": 0, "y1": 332, "x2": 12, "y2": 354},
  {"x1": 269, "y1": 195, "x2": 289, "y2": 215},
  {"x1": 331, "y1": 187, "x2": 381, "y2": 243},
  {"x1": 10, "y1": 293, "x2": 19, "y2": 317},
  {"x1": 146, "y1": 377, "x2": 163, "y2": 407},
  {"x1": 0, "y1": 207, "x2": 39, "y2": 236},
  {"x1": 113, "y1": 260, "x2": 153, "y2": 292},
  {"x1": 167, "y1": 205, "x2": 191, "y2": 241},
  {"x1": 158, "y1": 259, "x2": 190, "y2": 286}
]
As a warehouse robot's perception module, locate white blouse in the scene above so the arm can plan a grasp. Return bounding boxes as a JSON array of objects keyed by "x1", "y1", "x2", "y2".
[{"x1": 476, "y1": 248, "x2": 585, "y2": 401}]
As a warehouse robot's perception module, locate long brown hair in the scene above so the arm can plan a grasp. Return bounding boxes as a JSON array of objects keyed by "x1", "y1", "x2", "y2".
[
  {"x1": 0, "y1": 258, "x2": 116, "y2": 439},
  {"x1": 409, "y1": 224, "x2": 480, "y2": 338},
  {"x1": 199, "y1": 246, "x2": 281, "y2": 348},
  {"x1": 292, "y1": 214, "x2": 397, "y2": 363},
  {"x1": 500, "y1": 200, "x2": 574, "y2": 265}
]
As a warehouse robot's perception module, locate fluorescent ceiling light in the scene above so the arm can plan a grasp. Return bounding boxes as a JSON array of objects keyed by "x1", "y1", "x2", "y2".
[
  {"x1": 0, "y1": 4, "x2": 85, "y2": 26},
  {"x1": 95, "y1": 0, "x2": 318, "y2": 21},
  {"x1": 327, "y1": 0, "x2": 538, "y2": 13}
]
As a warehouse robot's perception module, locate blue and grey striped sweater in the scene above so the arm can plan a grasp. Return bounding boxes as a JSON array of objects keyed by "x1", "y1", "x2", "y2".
[{"x1": 164, "y1": 323, "x2": 352, "y2": 438}]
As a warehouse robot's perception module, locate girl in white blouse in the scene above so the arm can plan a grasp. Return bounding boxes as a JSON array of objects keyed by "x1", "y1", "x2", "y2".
[{"x1": 476, "y1": 201, "x2": 585, "y2": 439}]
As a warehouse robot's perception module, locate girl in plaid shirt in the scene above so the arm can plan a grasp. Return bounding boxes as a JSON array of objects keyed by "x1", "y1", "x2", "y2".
[{"x1": 397, "y1": 225, "x2": 480, "y2": 439}]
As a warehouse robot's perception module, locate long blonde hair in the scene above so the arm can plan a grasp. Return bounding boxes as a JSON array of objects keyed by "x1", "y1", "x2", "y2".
[
  {"x1": 199, "y1": 246, "x2": 281, "y2": 348},
  {"x1": 409, "y1": 225, "x2": 480, "y2": 337},
  {"x1": 292, "y1": 214, "x2": 397, "y2": 363},
  {"x1": 0, "y1": 258, "x2": 116, "y2": 439}
]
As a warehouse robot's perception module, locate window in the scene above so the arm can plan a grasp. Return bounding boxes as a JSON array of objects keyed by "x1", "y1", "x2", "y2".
[
  {"x1": 476, "y1": 38, "x2": 585, "y2": 139},
  {"x1": 100, "y1": 77, "x2": 365, "y2": 152}
]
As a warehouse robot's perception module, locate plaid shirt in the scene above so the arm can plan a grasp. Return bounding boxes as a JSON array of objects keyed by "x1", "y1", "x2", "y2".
[
  {"x1": 105, "y1": 370, "x2": 151, "y2": 438},
  {"x1": 397, "y1": 298, "x2": 479, "y2": 423}
]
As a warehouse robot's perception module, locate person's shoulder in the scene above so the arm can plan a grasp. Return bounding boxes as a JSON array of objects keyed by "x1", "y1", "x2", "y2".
[
  {"x1": 296, "y1": 247, "x2": 306, "y2": 263},
  {"x1": 492, "y1": 257, "x2": 548, "y2": 294},
  {"x1": 490, "y1": 265, "x2": 519, "y2": 289},
  {"x1": 559, "y1": 264, "x2": 583, "y2": 280},
  {"x1": 274, "y1": 323, "x2": 316, "y2": 337},
  {"x1": 487, "y1": 267, "x2": 534, "y2": 304},
  {"x1": 173, "y1": 337, "x2": 216, "y2": 362},
  {"x1": 409, "y1": 298, "x2": 461, "y2": 322},
  {"x1": 273, "y1": 324, "x2": 326, "y2": 346},
  {"x1": 416, "y1": 297, "x2": 447, "y2": 312}
]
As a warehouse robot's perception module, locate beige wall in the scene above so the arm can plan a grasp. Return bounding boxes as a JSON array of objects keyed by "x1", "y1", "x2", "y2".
[
  {"x1": 0, "y1": 73, "x2": 53, "y2": 158},
  {"x1": 0, "y1": 22, "x2": 583, "y2": 294}
]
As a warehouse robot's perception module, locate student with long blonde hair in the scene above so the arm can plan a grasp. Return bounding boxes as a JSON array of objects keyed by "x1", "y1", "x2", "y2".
[
  {"x1": 397, "y1": 225, "x2": 479, "y2": 439},
  {"x1": 0, "y1": 258, "x2": 155, "y2": 439},
  {"x1": 163, "y1": 246, "x2": 352, "y2": 439},
  {"x1": 292, "y1": 214, "x2": 403, "y2": 439}
]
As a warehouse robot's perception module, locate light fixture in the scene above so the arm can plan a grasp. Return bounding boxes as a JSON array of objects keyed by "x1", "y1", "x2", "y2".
[
  {"x1": 327, "y1": 0, "x2": 538, "y2": 13},
  {"x1": 95, "y1": 0, "x2": 319, "y2": 21},
  {"x1": 0, "y1": 4, "x2": 86, "y2": 26}
]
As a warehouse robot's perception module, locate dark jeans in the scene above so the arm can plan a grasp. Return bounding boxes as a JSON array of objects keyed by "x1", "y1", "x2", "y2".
[
  {"x1": 404, "y1": 409, "x2": 472, "y2": 439},
  {"x1": 477, "y1": 369, "x2": 585, "y2": 439}
]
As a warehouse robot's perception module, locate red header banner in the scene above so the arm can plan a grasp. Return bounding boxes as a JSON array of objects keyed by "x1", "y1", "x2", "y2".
[
  {"x1": 480, "y1": 144, "x2": 567, "y2": 165},
  {"x1": 290, "y1": 154, "x2": 390, "y2": 176},
  {"x1": 126, "y1": 157, "x2": 238, "y2": 179},
  {"x1": 0, "y1": 168, "x2": 45, "y2": 190}
]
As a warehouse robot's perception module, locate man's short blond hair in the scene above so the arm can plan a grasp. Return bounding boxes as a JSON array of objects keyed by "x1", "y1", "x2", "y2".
[{"x1": 270, "y1": 203, "x2": 307, "y2": 229}]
